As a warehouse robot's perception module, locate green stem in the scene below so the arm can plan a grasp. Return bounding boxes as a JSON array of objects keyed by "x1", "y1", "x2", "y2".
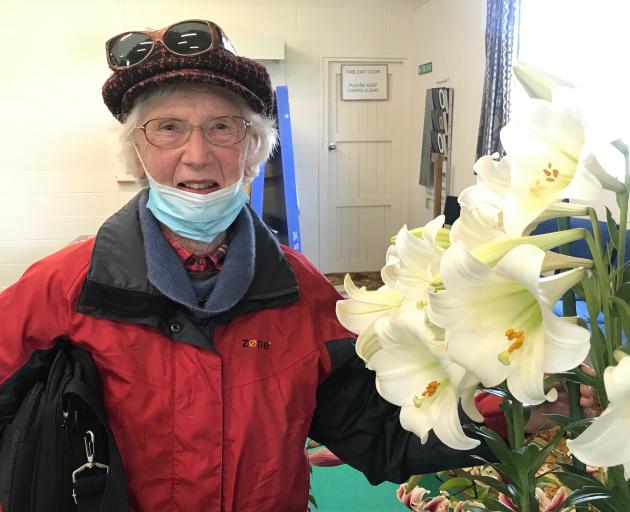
[
  {"x1": 567, "y1": 381, "x2": 586, "y2": 474},
  {"x1": 558, "y1": 212, "x2": 577, "y2": 317},
  {"x1": 502, "y1": 395, "x2": 536, "y2": 512},
  {"x1": 588, "y1": 207, "x2": 605, "y2": 260},
  {"x1": 584, "y1": 230, "x2": 614, "y2": 366},
  {"x1": 557, "y1": 213, "x2": 587, "y2": 474},
  {"x1": 616, "y1": 191, "x2": 629, "y2": 293},
  {"x1": 610, "y1": 465, "x2": 630, "y2": 506},
  {"x1": 510, "y1": 399, "x2": 525, "y2": 450}
]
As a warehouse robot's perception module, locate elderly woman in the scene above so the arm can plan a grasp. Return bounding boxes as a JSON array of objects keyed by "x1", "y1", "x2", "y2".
[{"x1": 0, "y1": 19, "x2": 593, "y2": 512}]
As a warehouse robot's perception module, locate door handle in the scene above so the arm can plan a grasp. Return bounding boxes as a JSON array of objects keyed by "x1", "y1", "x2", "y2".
[{"x1": 328, "y1": 142, "x2": 336, "y2": 151}]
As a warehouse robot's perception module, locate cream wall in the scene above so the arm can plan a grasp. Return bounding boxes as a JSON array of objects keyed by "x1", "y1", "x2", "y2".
[
  {"x1": 0, "y1": 0, "x2": 488, "y2": 290},
  {"x1": 405, "y1": 0, "x2": 486, "y2": 228}
]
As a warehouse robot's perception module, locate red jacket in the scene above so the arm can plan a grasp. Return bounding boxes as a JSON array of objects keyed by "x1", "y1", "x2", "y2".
[{"x1": 0, "y1": 194, "x2": 499, "y2": 511}]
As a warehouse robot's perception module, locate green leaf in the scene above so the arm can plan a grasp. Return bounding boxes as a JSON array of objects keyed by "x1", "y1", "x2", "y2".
[
  {"x1": 468, "y1": 457, "x2": 520, "y2": 488},
  {"x1": 571, "y1": 367, "x2": 600, "y2": 388},
  {"x1": 589, "y1": 324, "x2": 608, "y2": 378},
  {"x1": 465, "y1": 425, "x2": 514, "y2": 463},
  {"x1": 610, "y1": 296, "x2": 630, "y2": 345},
  {"x1": 581, "y1": 272, "x2": 602, "y2": 323},
  {"x1": 522, "y1": 443, "x2": 542, "y2": 472},
  {"x1": 439, "y1": 477, "x2": 473, "y2": 494},
  {"x1": 532, "y1": 429, "x2": 566, "y2": 469},
  {"x1": 405, "y1": 474, "x2": 422, "y2": 494},
  {"x1": 614, "y1": 284, "x2": 630, "y2": 304},
  {"x1": 482, "y1": 494, "x2": 515, "y2": 512},
  {"x1": 554, "y1": 462, "x2": 597, "y2": 479},
  {"x1": 609, "y1": 483, "x2": 630, "y2": 507},
  {"x1": 592, "y1": 500, "x2": 625, "y2": 512},
  {"x1": 563, "y1": 485, "x2": 615, "y2": 506},
  {"x1": 606, "y1": 207, "x2": 620, "y2": 251},
  {"x1": 475, "y1": 486, "x2": 489, "y2": 500},
  {"x1": 553, "y1": 471, "x2": 604, "y2": 491},
  {"x1": 543, "y1": 414, "x2": 594, "y2": 431},
  {"x1": 308, "y1": 494, "x2": 318, "y2": 508},
  {"x1": 470, "y1": 475, "x2": 511, "y2": 496},
  {"x1": 463, "y1": 506, "x2": 487, "y2": 512}
]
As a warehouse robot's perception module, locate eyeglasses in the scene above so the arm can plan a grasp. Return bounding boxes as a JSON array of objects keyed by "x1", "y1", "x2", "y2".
[
  {"x1": 137, "y1": 117, "x2": 252, "y2": 148},
  {"x1": 106, "y1": 19, "x2": 237, "y2": 70}
]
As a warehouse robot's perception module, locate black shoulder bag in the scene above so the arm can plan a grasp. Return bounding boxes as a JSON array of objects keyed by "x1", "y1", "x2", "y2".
[{"x1": 0, "y1": 343, "x2": 128, "y2": 511}]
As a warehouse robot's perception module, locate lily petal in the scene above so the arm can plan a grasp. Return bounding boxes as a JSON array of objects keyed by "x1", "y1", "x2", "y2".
[
  {"x1": 364, "y1": 314, "x2": 481, "y2": 449},
  {"x1": 568, "y1": 354, "x2": 630, "y2": 471},
  {"x1": 355, "y1": 321, "x2": 382, "y2": 362},
  {"x1": 427, "y1": 387, "x2": 481, "y2": 450},
  {"x1": 567, "y1": 402, "x2": 630, "y2": 468},
  {"x1": 605, "y1": 353, "x2": 630, "y2": 404},
  {"x1": 336, "y1": 274, "x2": 404, "y2": 334},
  {"x1": 540, "y1": 307, "x2": 591, "y2": 374},
  {"x1": 430, "y1": 243, "x2": 590, "y2": 404}
]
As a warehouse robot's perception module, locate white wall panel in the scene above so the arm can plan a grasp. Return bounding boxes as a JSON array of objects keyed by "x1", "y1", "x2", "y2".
[
  {"x1": 405, "y1": 0, "x2": 486, "y2": 228},
  {"x1": 297, "y1": 7, "x2": 344, "y2": 31}
]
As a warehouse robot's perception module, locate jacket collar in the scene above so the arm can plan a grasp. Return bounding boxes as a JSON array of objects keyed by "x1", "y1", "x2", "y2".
[{"x1": 77, "y1": 191, "x2": 299, "y2": 343}]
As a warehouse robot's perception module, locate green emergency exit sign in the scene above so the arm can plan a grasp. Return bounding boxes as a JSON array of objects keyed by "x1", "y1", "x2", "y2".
[{"x1": 418, "y1": 62, "x2": 432, "y2": 75}]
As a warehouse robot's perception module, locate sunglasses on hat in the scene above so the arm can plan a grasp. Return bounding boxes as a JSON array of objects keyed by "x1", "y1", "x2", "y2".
[{"x1": 106, "y1": 19, "x2": 237, "y2": 70}]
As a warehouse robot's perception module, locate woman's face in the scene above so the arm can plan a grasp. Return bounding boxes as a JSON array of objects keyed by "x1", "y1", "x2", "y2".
[{"x1": 134, "y1": 89, "x2": 250, "y2": 194}]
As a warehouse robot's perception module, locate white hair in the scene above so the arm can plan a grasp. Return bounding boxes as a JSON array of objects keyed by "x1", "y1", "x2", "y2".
[{"x1": 116, "y1": 83, "x2": 277, "y2": 186}]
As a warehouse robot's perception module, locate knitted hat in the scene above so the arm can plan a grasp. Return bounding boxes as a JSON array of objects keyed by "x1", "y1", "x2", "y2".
[{"x1": 102, "y1": 28, "x2": 273, "y2": 122}]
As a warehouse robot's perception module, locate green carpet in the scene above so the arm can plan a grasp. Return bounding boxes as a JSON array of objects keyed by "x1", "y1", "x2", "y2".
[{"x1": 310, "y1": 464, "x2": 440, "y2": 511}]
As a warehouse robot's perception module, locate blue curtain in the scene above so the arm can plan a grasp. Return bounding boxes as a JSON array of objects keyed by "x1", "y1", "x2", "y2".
[{"x1": 475, "y1": 0, "x2": 520, "y2": 160}]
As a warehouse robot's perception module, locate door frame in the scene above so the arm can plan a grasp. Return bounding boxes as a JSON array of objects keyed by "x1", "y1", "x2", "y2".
[{"x1": 320, "y1": 57, "x2": 409, "y2": 273}]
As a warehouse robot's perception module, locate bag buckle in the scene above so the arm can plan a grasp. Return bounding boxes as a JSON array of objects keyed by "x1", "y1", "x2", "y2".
[{"x1": 72, "y1": 430, "x2": 110, "y2": 504}]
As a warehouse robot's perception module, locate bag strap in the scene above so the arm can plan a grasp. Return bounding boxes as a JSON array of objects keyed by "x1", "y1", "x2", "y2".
[{"x1": 64, "y1": 376, "x2": 128, "y2": 512}]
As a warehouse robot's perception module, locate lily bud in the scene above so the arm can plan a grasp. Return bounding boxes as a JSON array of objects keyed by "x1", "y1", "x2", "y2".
[
  {"x1": 541, "y1": 251, "x2": 592, "y2": 272},
  {"x1": 513, "y1": 63, "x2": 573, "y2": 101},
  {"x1": 471, "y1": 228, "x2": 587, "y2": 267},
  {"x1": 394, "y1": 226, "x2": 451, "y2": 250}
]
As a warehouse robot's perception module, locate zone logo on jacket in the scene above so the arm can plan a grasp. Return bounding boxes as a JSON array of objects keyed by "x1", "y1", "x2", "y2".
[{"x1": 241, "y1": 338, "x2": 271, "y2": 350}]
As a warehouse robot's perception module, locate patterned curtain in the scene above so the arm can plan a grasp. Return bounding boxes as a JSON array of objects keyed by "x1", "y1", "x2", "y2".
[{"x1": 475, "y1": 0, "x2": 520, "y2": 160}]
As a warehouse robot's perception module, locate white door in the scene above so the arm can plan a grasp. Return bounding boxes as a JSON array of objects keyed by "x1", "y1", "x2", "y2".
[{"x1": 321, "y1": 60, "x2": 405, "y2": 273}]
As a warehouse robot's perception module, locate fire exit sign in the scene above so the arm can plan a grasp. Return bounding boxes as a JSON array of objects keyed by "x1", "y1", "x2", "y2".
[{"x1": 418, "y1": 62, "x2": 432, "y2": 75}]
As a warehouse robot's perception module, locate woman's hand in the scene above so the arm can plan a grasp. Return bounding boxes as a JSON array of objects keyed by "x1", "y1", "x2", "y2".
[{"x1": 525, "y1": 364, "x2": 596, "y2": 433}]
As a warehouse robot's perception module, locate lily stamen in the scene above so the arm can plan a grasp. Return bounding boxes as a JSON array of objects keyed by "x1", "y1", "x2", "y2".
[
  {"x1": 412, "y1": 380, "x2": 441, "y2": 407},
  {"x1": 422, "y1": 380, "x2": 440, "y2": 396},
  {"x1": 416, "y1": 299, "x2": 428, "y2": 310},
  {"x1": 542, "y1": 162, "x2": 560, "y2": 181},
  {"x1": 530, "y1": 162, "x2": 562, "y2": 194},
  {"x1": 498, "y1": 328, "x2": 525, "y2": 365}
]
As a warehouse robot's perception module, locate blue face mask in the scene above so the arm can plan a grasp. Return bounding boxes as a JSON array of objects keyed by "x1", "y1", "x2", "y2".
[{"x1": 135, "y1": 146, "x2": 249, "y2": 243}]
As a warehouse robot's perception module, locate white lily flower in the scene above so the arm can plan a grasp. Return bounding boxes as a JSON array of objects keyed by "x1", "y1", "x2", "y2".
[
  {"x1": 501, "y1": 93, "x2": 624, "y2": 237},
  {"x1": 336, "y1": 274, "x2": 404, "y2": 335},
  {"x1": 450, "y1": 154, "x2": 510, "y2": 250},
  {"x1": 365, "y1": 311, "x2": 482, "y2": 450},
  {"x1": 429, "y1": 243, "x2": 590, "y2": 405},
  {"x1": 472, "y1": 152, "x2": 512, "y2": 199},
  {"x1": 452, "y1": 154, "x2": 589, "y2": 248},
  {"x1": 450, "y1": 205, "x2": 508, "y2": 250},
  {"x1": 338, "y1": 216, "x2": 448, "y2": 338},
  {"x1": 382, "y1": 217, "x2": 445, "y2": 294},
  {"x1": 567, "y1": 351, "x2": 630, "y2": 479}
]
